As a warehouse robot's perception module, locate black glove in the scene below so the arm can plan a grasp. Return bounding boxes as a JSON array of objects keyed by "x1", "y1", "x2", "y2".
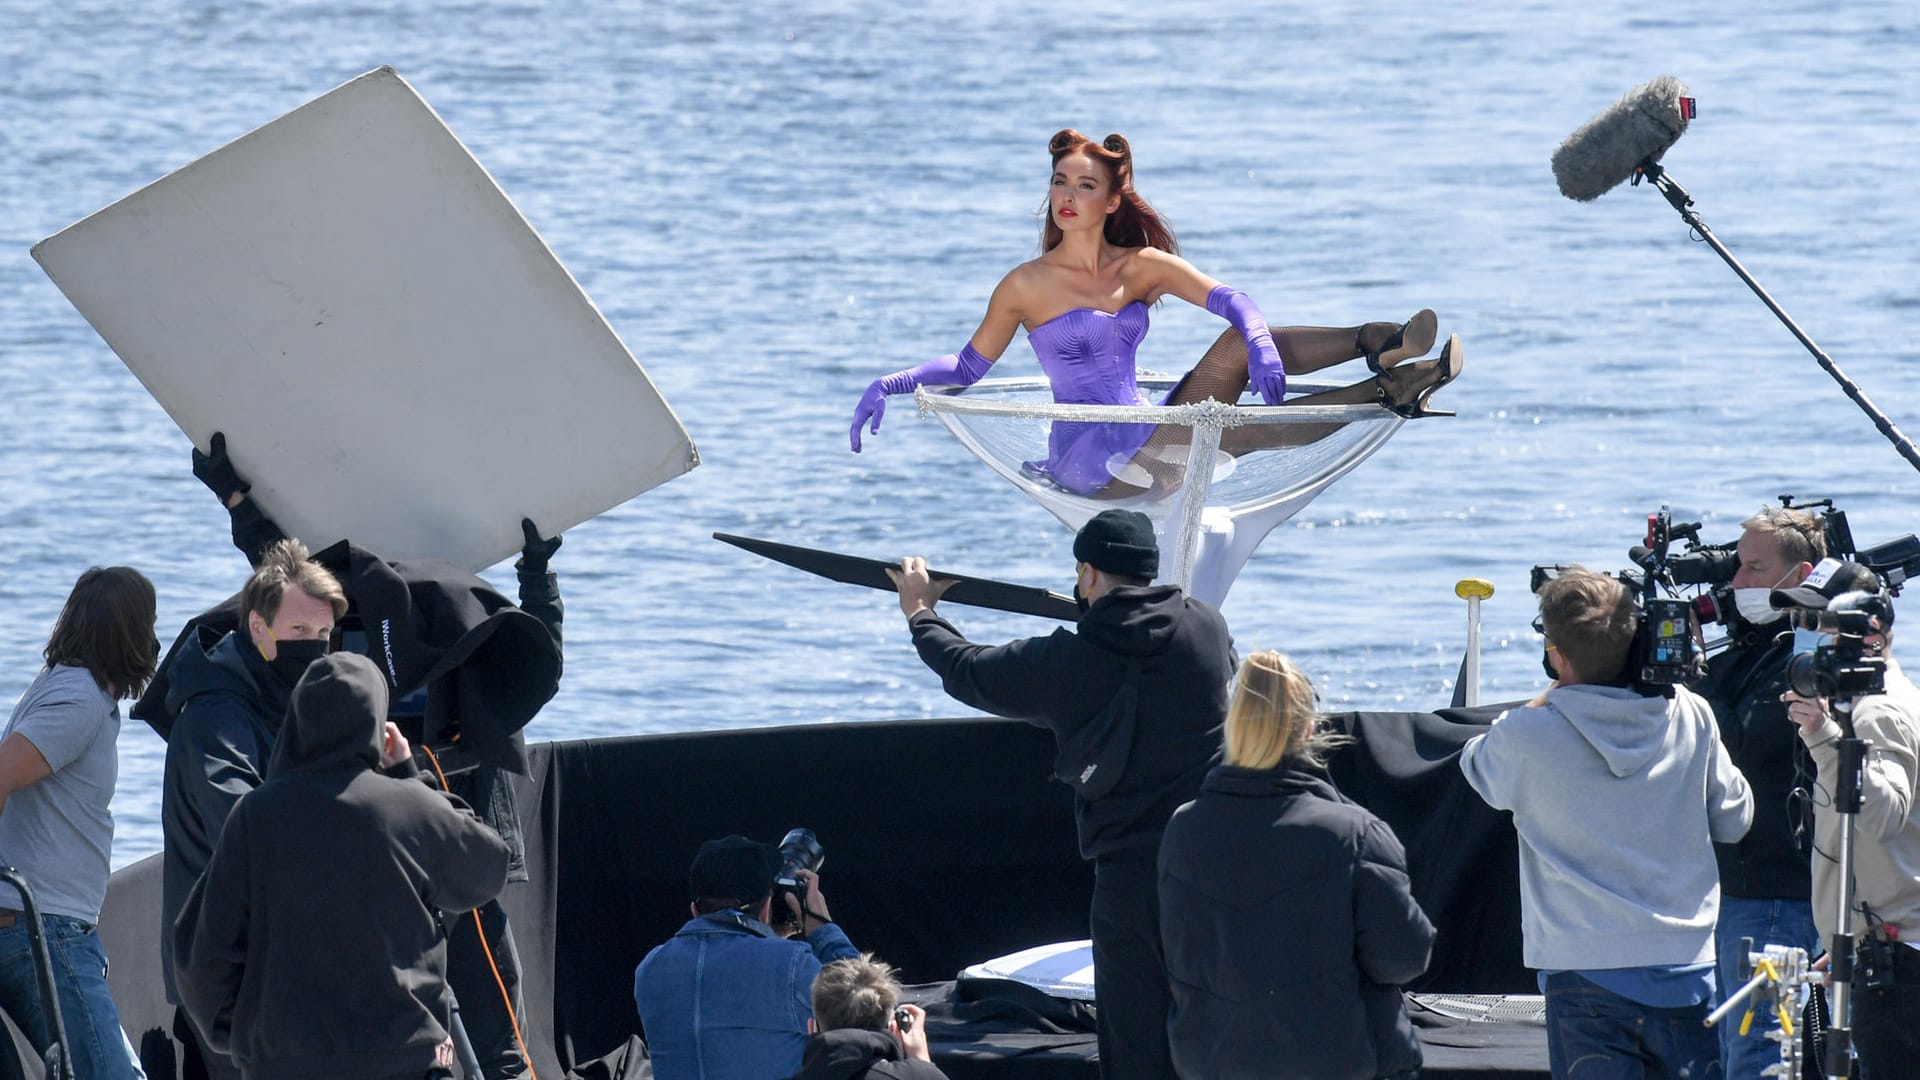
[
  {"x1": 192, "y1": 432, "x2": 250, "y2": 505},
  {"x1": 516, "y1": 517, "x2": 562, "y2": 574}
]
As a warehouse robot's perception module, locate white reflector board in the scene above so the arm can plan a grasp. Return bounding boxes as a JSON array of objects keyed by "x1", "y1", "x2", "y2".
[{"x1": 34, "y1": 67, "x2": 697, "y2": 570}]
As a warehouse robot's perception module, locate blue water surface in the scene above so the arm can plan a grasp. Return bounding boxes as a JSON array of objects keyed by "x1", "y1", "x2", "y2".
[{"x1": 2, "y1": 0, "x2": 1917, "y2": 868}]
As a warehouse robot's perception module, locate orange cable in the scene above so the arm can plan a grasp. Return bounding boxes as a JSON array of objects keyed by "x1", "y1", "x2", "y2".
[{"x1": 421, "y1": 743, "x2": 539, "y2": 1080}]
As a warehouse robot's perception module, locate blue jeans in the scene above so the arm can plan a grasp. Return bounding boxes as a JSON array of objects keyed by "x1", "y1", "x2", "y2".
[
  {"x1": 0, "y1": 914, "x2": 144, "y2": 1079},
  {"x1": 1544, "y1": 972, "x2": 1721, "y2": 1079},
  {"x1": 1713, "y1": 896, "x2": 1820, "y2": 1080}
]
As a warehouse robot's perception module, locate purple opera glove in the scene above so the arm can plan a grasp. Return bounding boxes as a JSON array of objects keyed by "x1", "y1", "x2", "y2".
[
  {"x1": 849, "y1": 343, "x2": 994, "y2": 452},
  {"x1": 1207, "y1": 285, "x2": 1286, "y2": 405}
]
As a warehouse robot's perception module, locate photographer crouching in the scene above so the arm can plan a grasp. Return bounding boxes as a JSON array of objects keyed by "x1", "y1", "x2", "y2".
[
  {"x1": 1459, "y1": 567, "x2": 1754, "y2": 1078},
  {"x1": 633, "y1": 833, "x2": 860, "y2": 1080},
  {"x1": 1776, "y1": 561, "x2": 1920, "y2": 1076}
]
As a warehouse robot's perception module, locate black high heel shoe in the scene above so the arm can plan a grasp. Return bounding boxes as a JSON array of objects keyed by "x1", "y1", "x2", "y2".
[
  {"x1": 1376, "y1": 334, "x2": 1463, "y2": 418},
  {"x1": 1357, "y1": 309, "x2": 1438, "y2": 375}
]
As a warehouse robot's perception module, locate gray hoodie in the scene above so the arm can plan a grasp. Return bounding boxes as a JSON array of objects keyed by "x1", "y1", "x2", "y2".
[{"x1": 1459, "y1": 683, "x2": 1753, "y2": 971}]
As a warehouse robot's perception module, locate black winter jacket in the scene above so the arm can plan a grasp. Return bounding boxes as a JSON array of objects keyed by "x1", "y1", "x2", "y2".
[
  {"x1": 159, "y1": 629, "x2": 289, "y2": 1002},
  {"x1": 908, "y1": 585, "x2": 1234, "y2": 860},
  {"x1": 1158, "y1": 766, "x2": 1434, "y2": 1080},
  {"x1": 786, "y1": 1029, "x2": 950, "y2": 1079},
  {"x1": 174, "y1": 653, "x2": 510, "y2": 1080},
  {"x1": 1696, "y1": 633, "x2": 1814, "y2": 899}
]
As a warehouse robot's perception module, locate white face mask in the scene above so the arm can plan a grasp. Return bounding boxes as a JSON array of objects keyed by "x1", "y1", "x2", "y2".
[
  {"x1": 1735, "y1": 567, "x2": 1799, "y2": 626},
  {"x1": 1734, "y1": 588, "x2": 1785, "y2": 625}
]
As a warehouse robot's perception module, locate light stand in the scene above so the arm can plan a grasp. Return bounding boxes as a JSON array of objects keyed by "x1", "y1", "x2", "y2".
[
  {"x1": 448, "y1": 989, "x2": 483, "y2": 1079},
  {"x1": 1632, "y1": 159, "x2": 1920, "y2": 475},
  {"x1": 1818, "y1": 692, "x2": 1870, "y2": 1080},
  {"x1": 1703, "y1": 940, "x2": 1815, "y2": 1077}
]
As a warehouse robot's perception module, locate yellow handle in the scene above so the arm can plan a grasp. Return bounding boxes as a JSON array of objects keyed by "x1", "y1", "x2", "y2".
[{"x1": 1455, "y1": 578, "x2": 1495, "y2": 601}]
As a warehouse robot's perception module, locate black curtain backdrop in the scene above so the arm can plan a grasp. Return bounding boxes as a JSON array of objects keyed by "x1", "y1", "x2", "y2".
[{"x1": 101, "y1": 710, "x2": 1536, "y2": 1079}]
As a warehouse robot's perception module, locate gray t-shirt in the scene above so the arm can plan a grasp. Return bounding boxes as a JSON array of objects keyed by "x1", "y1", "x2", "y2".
[{"x1": 0, "y1": 664, "x2": 119, "y2": 922}]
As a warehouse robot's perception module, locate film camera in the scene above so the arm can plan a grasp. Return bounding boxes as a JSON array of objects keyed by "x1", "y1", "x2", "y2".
[
  {"x1": 1776, "y1": 568, "x2": 1892, "y2": 700},
  {"x1": 772, "y1": 827, "x2": 825, "y2": 924},
  {"x1": 1532, "y1": 507, "x2": 1705, "y2": 694},
  {"x1": 1664, "y1": 494, "x2": 1920, "y2": 634}
]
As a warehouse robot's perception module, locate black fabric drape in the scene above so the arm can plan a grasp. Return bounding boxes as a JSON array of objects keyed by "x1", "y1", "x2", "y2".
[
  {"x1": 1325, "y1": 704, "x2": 1532, "y2": 994},
  {"x1": 104, "y1": 711, "x2": 1541, "y2": 1079}
]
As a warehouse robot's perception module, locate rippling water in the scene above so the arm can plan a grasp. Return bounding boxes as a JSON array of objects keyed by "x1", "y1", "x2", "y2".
[{"x1": 3, "y1": 0, "x2": 1918, "y2": 868}]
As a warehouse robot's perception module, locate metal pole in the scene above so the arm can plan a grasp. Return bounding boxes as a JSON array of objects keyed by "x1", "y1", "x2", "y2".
[
  {"x1": 1822, "y1": 699, "x2": 1867, "y2": 1080},
  {"x1": 1635, "y1": 160, "x2": 1920, "y2": 474},
  {"x1": 0, "y1": 868, "x2": 75, "y2": 1080},
  {"x1": 1454, "y1": 579, "x2": 1494, "y2": 707},
  {"x1": 448, "y1": 988, "x2": 484, "y2": 1079}
]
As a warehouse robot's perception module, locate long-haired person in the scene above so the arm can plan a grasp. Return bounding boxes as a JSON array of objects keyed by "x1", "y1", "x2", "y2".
[
  {"x1": 851, "y1": 129, "x2": 1463, "y2": 497},
  {"x1": 0, "y1": 566, "x2": 158, "y2": 1078},
  {"x1": 1158, "y1": 651, "x2": 1434, "y2": 1079}
]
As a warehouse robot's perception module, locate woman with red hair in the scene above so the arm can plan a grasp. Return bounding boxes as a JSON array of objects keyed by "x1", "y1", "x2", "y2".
[{"x1": 850, "y1": 129, "x2": 1462, "y2": 498}]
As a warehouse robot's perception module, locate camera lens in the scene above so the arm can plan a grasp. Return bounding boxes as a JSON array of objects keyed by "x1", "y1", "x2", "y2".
[
  {"x1": 772, "y1": 828, "x2": 825, "y2": 922},
  {"x1": 1786, "y1": 651, "x2": 1832, "y2": 699},
  {"x1": 776, "y1": 828, "x2": 824, "y2": 884}
]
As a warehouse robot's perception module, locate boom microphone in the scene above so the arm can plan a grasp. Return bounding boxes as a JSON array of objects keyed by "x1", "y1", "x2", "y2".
[{"x1": 1552, "y1": 76, "x2": 1694, "y2": 201}]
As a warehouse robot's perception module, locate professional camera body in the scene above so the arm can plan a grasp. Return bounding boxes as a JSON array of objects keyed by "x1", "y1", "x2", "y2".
[
  {"x1": 1532, "y1": 507, "x2": 1706, "y2": 695},
  {"x1": 1787, "y1": 607, "x2": 1888, "y2": 699}
]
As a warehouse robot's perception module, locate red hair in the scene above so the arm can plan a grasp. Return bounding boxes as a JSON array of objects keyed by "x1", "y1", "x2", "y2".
[{"x1": 1040, "y1": 129, "x2": 1178, "y2": 255}]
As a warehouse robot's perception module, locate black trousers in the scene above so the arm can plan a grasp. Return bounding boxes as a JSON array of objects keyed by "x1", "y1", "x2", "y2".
[
  {"x1": 1852, "y1": 942, "x2": 1920, "y2": 1079},
  {"x1": 174, "y1": 1005, "x2": 242, "y2": 1080},
  {"x1": 447, "y1": 897, "x2": 527, "y2": 1080},
  {"x1": 1090, "y1": 849, "x2": 1174, "y2": 1080}
]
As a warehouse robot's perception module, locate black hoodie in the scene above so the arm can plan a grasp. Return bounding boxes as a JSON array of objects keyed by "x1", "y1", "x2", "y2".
[
  {"x1": 786, "y1": 1029, "x2": 949, "y2": 1080},
  {"x1": 173, "y1": 652, "x2": 510, "y2": 1080},
  {"x1": 908, "y1": 584, "x2": 1234, "y2": 860}
]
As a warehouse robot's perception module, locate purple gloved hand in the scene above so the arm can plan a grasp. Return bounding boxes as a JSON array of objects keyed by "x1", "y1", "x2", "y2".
[
  {"x1": 1207, "y1": 285, "x2": 1286, "y2": 405},
  {"x1": 849, "y1": 343, "x2": 994, "y2": 452}
]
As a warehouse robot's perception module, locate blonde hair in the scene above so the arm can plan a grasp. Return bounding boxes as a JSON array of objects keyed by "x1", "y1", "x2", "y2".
[
  {"x1": 241, "y1": 539, "x2": 347, "y2": 630},
  {"x1": 1223, "y1": 651, "x2": 1348, "y2": 770},
  {"x1": 811, "y1": 953, "x2": 902, "y2": 1033},
  {"x1": 1740, "y1": 506, "x2": 1826, "y2": 568}
]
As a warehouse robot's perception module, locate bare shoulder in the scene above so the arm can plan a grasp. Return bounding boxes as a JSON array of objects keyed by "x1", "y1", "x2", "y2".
[
  {"x1": 991, "y1": 260, "x2": 1050, "y2": 307},
  {"x1": 1118, "y1": 246, "x2": 1200, "y2": 297}
]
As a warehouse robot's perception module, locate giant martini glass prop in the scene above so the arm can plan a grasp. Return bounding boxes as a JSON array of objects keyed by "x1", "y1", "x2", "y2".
[{"x1": 917, "y1": 376, "x2": 1407, "y2": 605}]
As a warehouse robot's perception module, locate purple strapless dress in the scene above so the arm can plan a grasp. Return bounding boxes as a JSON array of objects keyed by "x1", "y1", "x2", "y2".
[{"x1": 1022, "y1": 301, "x2": 1167, "y2": 495}]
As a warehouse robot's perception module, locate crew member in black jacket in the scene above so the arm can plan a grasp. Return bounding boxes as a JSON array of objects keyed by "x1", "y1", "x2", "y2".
[
  {"x1": 149, "y1": 431, "x2": 563, "y2": 1080},
  {"x1": 1158, "y1": 651, "x2": 1433, "y2": 1080},
  {"x1": 1691, "y1": 506, "x2": 1825, "y2": 1079},
  {"x1": 174, "y1": 651, "x2": 511, "y2": 1080},
  {"x1": 889, "y1": 510, "x2": 1234, "y2": 1080}
]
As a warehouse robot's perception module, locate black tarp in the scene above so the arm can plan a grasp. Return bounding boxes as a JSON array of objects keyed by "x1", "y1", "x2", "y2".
[{"x1": 100, "y1": 711, "x2": 1544, "y2": 1078}]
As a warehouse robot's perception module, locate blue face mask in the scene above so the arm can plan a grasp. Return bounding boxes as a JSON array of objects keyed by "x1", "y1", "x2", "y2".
[{"x1": 1792, "y1": 627, "x2": 1831, "y2": 657}]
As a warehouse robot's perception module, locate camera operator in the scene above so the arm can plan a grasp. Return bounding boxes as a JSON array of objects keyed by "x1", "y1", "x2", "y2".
[
  {"x1": 633, "y1": 835, "x2": 860, "y2": 1080},
  {"x1": 1694, "y1": 506, "x2": 1826, "y2": 1077},
  {"x1": 788, "y1": 954, "x2": 947, "y2": 1079},
  {"x1": 1460, "y1": 567, "x2": 1753, "y2": 1078},
  {"x1": 1778, "y1": 562, "x2": 1920, "y2": 1075}
]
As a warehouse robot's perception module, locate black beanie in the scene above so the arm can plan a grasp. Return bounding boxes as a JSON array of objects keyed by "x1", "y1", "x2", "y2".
[{"x1": 1073, "y1": 510, "x2": 1159, "y2": 580}]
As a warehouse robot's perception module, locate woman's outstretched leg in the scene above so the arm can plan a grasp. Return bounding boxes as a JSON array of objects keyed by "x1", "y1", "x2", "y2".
[
  {"x1": 1209, "y1": 308, "x2": 1437, "y2": 377},
  {"x1": 1090, "y1": 324, "x2": 1459, "y2": 497},
  {"x1": 1220, "y1": 335, "x2": 1464, "y2": 454}
]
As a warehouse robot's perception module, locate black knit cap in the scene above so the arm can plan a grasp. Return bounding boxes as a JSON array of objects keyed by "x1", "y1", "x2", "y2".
[
  {"x1": 688, "y1": 835, "x2": 781, "y2": 904},
  {"x1": 1073, "y1": 509, "x2": 1159, "y2": 580}
]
